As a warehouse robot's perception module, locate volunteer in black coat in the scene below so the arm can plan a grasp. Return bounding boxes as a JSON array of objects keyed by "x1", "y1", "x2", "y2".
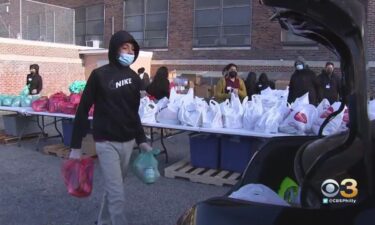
[
  {"x1": 255, "y1": 73, "x2": 275, "y2": 94},
  {"x1": 316, "y1": 62, "x2": 341, "y2": 104},
  {"x1": 287, "y1": 59, "x2": 319, "y2": 105},
  {"x1": 26, "y1": 64, "x2": 43, "y2": 95},
  {"x1": 69, "y1": 30, "x2": 153, "y2": 225},
  {"x1": 245, "y1": 72, "x2": 257, "y2": 98}
]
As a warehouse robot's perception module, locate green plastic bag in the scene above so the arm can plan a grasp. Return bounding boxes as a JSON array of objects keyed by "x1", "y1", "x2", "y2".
[
  {"x1": 2, "y1": 96, "x2": 14, "y2": 106},
  {"x1": 133, "y1": 149, "x2": 161, "y2": 184},
  {"x1": 11, "y1": 96, "x2": 21, "y2": 107},
  {"x1": 21, "y1": 96, "x2": 32, "y2": 107},
  {"x1": 20, "y1": 85, "x2": 30, "y2": 96},
  {"x1": 69, "y1": 81, "x2": 87, "y2": 94},
  {"x1": 278, "y1": 177, "x2": 299, "y2": 205}
]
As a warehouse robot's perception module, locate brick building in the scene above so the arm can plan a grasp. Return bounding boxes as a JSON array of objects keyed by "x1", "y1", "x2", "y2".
[{"x1": 1, "y1": 0, "x2": 374, "y2": 96}]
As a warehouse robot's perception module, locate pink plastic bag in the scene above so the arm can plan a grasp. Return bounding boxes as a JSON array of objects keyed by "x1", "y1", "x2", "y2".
[
  {"x1": 60, "y1": 102, "x2": 77, "y2": 115},
  {"x1": 62, "y1": 158, "x2": 94, "y2": 198},
  {"x1": 69, "y1": 93, "x2": 82, "y2": 105},
  {"x1": 31, "y1": 97, "x2": 49, "y2": 112}
]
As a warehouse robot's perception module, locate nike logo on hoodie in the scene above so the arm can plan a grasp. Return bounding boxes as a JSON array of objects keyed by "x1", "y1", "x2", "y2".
[{"x1": 109, "y1": 78, "x2": 133, "y2": 89}]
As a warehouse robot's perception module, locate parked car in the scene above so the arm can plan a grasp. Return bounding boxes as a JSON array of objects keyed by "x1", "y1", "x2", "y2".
[{"x1": 177, "y1": 0, "x2": 374, "y2": 224}]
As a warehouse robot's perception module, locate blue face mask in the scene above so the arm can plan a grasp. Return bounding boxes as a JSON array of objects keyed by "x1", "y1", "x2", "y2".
[{"x1": 118, "y1": 53, "x2": 135, "y2": 66}]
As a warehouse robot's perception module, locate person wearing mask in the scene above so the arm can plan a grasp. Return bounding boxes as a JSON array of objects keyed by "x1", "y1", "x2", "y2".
[
  {"x1": 26, "y1": 64, "x2": 43, "y2": 95},
  {"x1": 316, "y1": 62, "x2": 341, "y2": 104},
  {"x1": 245, "y1": 72, "x2": 257, "y2": 98},
  {"x1": 137, "y1": 67, "x2": 150, "y2": 90},
  {"x1": 146, "y1": 66, "x2": 170, "y2": 100},
  {"x1": 214, "y1": 63, "x2": 247, "y2": 102},
  {"x1": 287, "y1": 58, "x2": 319, "y2": 105},
  {"x1": 68, "y1": 30, "x2": 153, "y2": 225},
  {"x1": 255, "y1": 73, "x2": 275, "y2": 94}
]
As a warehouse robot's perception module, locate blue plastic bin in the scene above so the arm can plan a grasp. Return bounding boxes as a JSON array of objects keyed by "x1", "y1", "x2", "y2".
[
  {"x1": 220, "y1": 136, "x2": 255, "y2": 173},
  {"x1": 190, "y1": 134, "x2": 220, "y2": 169}
]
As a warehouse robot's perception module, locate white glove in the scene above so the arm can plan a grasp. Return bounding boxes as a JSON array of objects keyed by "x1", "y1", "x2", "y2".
[
  {"x1": 139, "y1": 142, "x2": 153, "y2": 152},
  {"x1": 69, "y1": 148, "x2": 82, "y2": 159}
]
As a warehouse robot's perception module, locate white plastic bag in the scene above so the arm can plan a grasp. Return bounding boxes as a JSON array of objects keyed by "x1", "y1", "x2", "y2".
[
  {"x1": 221, "y1": 93, "x2": 244, "y2": 129},
  {"x1": 291, "y1": 92, "x2": 310, "y2": 108},
  {"x1": 369, "y1": 100, "x2": 375, "y2": 121},
  {"x1": 156, "y1": 88, "x2": 184, "y2": 125},
  {"x1": 138, "y1": 97, "x2": 158, "y2": 123},
  {"x1": 316, "y1": 99, "x2": 331, "y2": 116},
  {"x1": 178, "y1": 89, "x2": 205, "y2": 127},
  {"x1": 254, "y1": 101, "x2": 290, "y2": 134},
  {"x1": 312, "y1": 102, "x2": 344, "y2": 135},
  {"x1": 156, "y1": 97, "x2": 169, "y2": 111},
  {"x1": 202, "y1": 100, "x2": 223, "y2": 128},
  {"x1": 243, "y1": 95, "x2": 263, "y2": 130},
  {"x1": 279, "y1": 104, "x2": 318, "y2": 134},
  {"x1": 229, "y1": 184, "x2": 290, "y2": 206}
]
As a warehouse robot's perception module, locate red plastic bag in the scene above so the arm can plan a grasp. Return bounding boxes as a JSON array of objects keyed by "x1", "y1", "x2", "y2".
[
  {"x1": 60, "y1": 102, "x2": 78, "y2": 115},
  {"x1": 62, "y1": 158, "x2": 94, "y2": 198},
  {"x1": 31, "y1": 97, "x2": 49, "y2": 112},
  {"x1": 69, "y1": 93, "x2": 82, "y2": 105},
  {"x1": 50, "y1": 92, "x2": 67, "y2": 100},
  {"x1": 49, "y1": 92, "x2": 68, "y2": 113}
]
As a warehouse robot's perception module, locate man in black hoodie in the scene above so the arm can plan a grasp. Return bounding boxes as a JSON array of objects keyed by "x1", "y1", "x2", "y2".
[
  {"x1": 287, "y1": 58, "x2": 320, "y2": 105},
  {"x1": 316, "y1": 62, "x2": 341, "y2": 104},
  {"x1": 26, "y1": 64, "x2": 43, "y2": 95},
  {"x1": 69, "y1": 30, "x2": 153, "y2": 225}
]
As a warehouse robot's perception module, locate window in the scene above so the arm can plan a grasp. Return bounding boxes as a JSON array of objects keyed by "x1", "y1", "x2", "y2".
[
  {"x1": 281, "y1": 30, "x2": 316, "y2": 46},
  {"x1": 124, "y1": 0, "x2": 168, "y2": 48},
  {"x1": 75, "y1": 4, "x2": 104, "y2": 47},
  {"x1": 194, "y1": 0, "x2": 251, "y2": 47}
]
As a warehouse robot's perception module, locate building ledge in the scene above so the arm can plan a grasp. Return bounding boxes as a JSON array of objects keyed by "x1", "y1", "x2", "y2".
[
  {"x1": 192, "y1": 46, "x2": 251, "y2": 51},
  {"x1": 0, "y1": 37, "x2": 97, "y2": 50}
]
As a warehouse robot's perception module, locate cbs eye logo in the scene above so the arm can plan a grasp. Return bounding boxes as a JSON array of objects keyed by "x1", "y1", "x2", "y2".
[{"x1": 321, "y1": 179, "x2": 358, "y2": 198}]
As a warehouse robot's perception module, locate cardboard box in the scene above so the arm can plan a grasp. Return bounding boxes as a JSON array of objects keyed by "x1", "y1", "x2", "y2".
[{"x1": 194, "y1": 85, "x2": 212, "y2": 99}]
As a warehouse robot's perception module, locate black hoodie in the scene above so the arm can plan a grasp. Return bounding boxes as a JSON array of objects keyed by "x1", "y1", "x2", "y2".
[
  {"x1": 70, "y1": 31, "x2": 146, "y2": 149},
  {"x1": 26, "y1": 64, "x2": 43, "y2": 95}
]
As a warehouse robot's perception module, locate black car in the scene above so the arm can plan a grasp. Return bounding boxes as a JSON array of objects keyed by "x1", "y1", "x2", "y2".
[{"x1": 177, "y1": 0, "x2": 375, "y2": 224}]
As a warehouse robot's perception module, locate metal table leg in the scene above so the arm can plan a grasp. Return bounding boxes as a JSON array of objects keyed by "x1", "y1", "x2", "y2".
[
  {"x1": 160, "y1": 128, "x2": 169, "y2": 163},
  {"x1": 54, "y1": 117, "x2": 63, "y2": 143}
]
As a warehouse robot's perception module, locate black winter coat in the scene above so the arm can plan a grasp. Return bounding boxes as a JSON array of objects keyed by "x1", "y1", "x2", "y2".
[{"x1": 287, "y1": 68, "x2": 319, "y2": 105}]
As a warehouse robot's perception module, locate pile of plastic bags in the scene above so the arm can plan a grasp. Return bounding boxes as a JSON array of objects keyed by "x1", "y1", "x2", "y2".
[
  {"x1": 138, "y1": 87, "x2": 374, "y2": 136},
  {"x1": 0, "y1": 85, "x2": 40, "y2": 107}
]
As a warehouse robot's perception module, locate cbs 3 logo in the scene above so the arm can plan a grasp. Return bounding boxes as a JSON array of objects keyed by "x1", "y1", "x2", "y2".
[{"x1": 321, "y1": 179, "x2": 358, "y2": 198}]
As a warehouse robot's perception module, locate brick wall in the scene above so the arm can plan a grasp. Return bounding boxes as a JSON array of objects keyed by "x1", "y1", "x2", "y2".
[{"x1": 0, "y1": 39, "x2": 85, "y2": 96}]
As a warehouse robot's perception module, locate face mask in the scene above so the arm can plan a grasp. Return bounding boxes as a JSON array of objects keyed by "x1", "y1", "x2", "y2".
[
  {"x1": 296, "y1": 64, "x2": 304, "y2": 70},
  {"x1": 326, "y1": 68, "x2": 333, "y2": 74},
  {"x1": 228, "y1": 71, "x2": 237, "y2": 78},
  {"x1": 118, "y1": 53, "x2": 135, "y2": 66},
  {"x1": 30, "y1": 69, "x2": 36, "y2": 74}
]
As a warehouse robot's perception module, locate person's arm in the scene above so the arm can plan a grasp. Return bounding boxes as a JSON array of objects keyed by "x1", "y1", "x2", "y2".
[
  {"x1": 36, "y1": 75, "x2": 43, "y2": 94},
  {"x1": 238, "y1": 79, "x2": 248, "y2": 99},
  {"x1": 70, "y1": 71, "x2": 97, "y2": 150},
  {"x1": 287, "y1": 73, "x2": 295, "y2": 104},
  {"x1": 214, "y1": 78, "x2": 230, "y2": 102},
  {"x1": 26, "y1": 74, "x2": 30, "y2": 86}
]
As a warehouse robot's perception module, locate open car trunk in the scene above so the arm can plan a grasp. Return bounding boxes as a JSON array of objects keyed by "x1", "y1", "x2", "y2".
[{"x1": 177, "y1": 0, "x2": 374, "y2": 224}]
